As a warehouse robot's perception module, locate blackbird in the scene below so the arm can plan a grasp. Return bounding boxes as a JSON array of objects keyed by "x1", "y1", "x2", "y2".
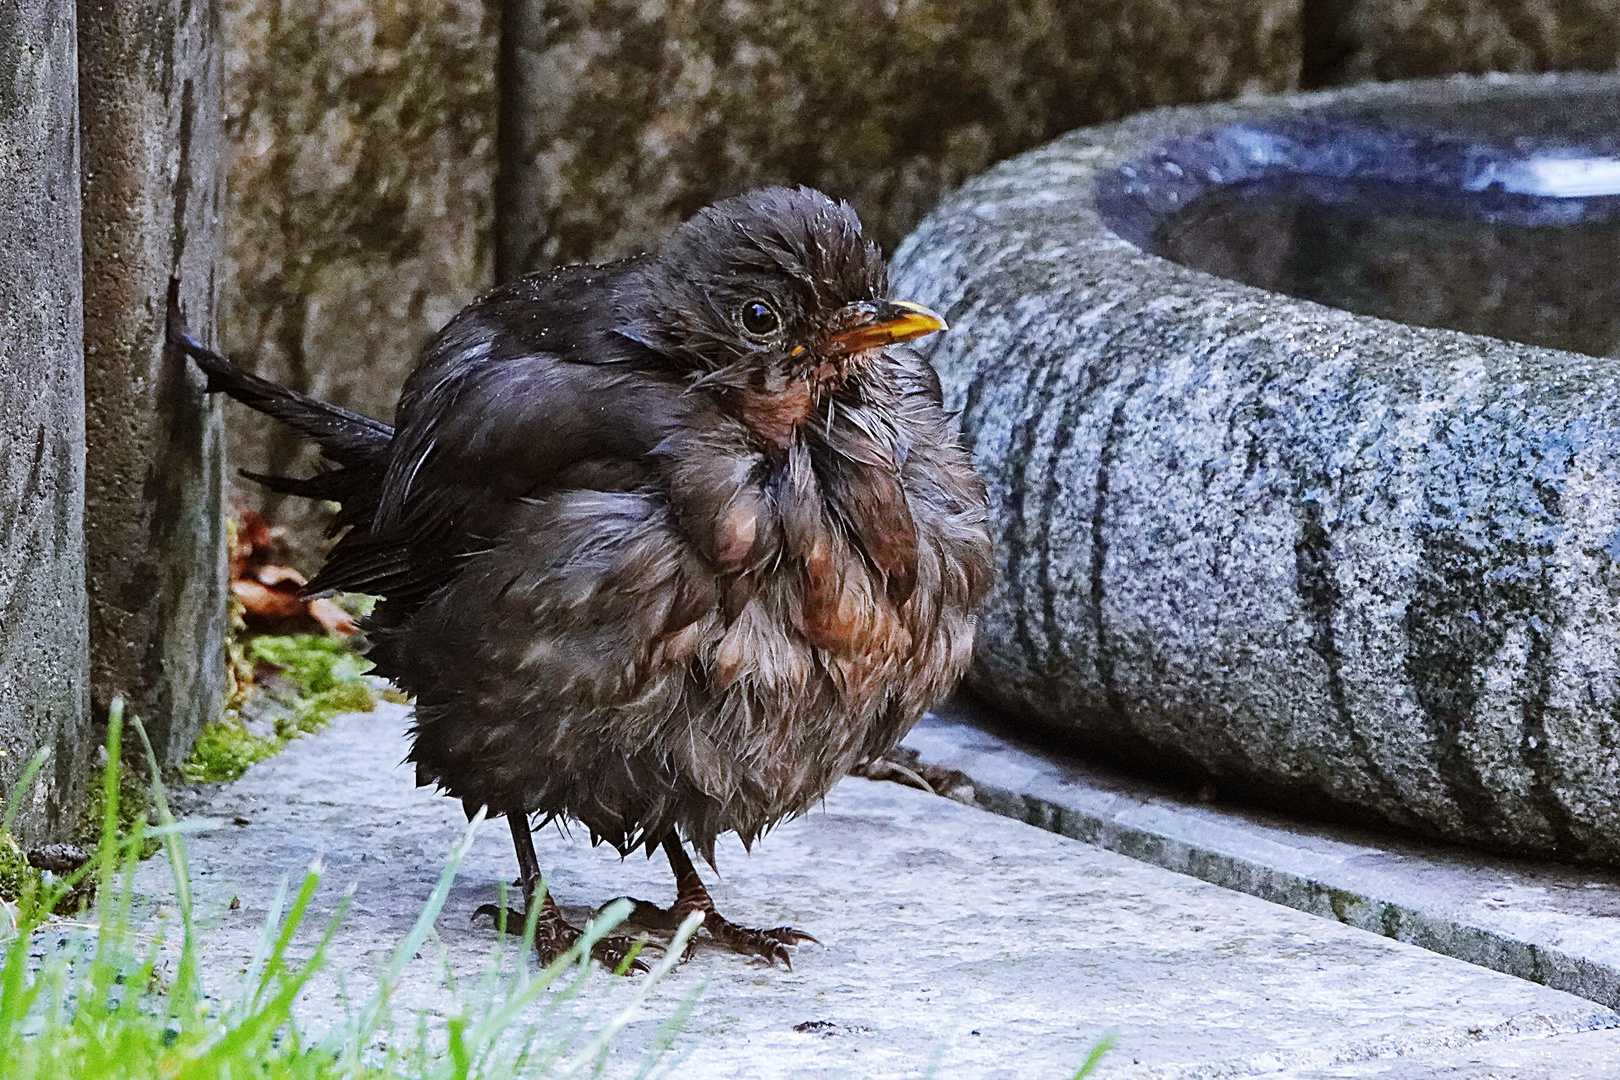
[{"x1": 174, "y1": 186, "x2": 993, "y2": 970}]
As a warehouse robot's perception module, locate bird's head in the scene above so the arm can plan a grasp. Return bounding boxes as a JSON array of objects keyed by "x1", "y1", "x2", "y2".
[{"x1": 616, "y1": 187, "x2": 946, "y2": 449}]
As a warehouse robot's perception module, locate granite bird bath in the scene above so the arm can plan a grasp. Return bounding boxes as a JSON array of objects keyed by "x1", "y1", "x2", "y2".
[{"x1": 890, "y1": 74, "x2": 1620, "y2": 864}]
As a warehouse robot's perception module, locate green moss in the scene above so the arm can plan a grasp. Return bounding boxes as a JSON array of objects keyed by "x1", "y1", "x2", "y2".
[
  {"x1": 0, "y1": 832, "x2": 37, "y2": 902},
  {"x1": 297, "y1": 679, "x2": 377, "y2": 730},
  {"x1": 248, "y1": 633, "x2": 375, "y2": 694},
  {"x1": 184, "y1": 633, "x2": 379, "y2": 785},
  {"x1": 182, "y1": 720, "x2": 281, "y2": 785}
]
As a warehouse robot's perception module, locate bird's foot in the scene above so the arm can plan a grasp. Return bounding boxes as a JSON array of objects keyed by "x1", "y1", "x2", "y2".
[
  {"x1": 474, "y1": 902, "x2": 650, "y2": 974},
  {"x1": 619, "y1": 898, "x2": 816, "y2": 968},
  {"x1": 701, "y1": 911, "x2": 817, "y2": 969}
]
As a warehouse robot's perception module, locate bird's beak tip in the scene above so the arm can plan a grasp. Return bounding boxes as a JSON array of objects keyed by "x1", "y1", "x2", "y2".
[
  {"x1": 828, "y1": 299, "x2": 949, "y2": 353},
  {"x1": 886, "y1": 299, "x2": 948, "y2": 336}
]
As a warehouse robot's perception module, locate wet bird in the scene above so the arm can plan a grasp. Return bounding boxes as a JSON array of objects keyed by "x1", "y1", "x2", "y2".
[{"x1": 174, "y1": 186, "x2": 993, "y2": 969}]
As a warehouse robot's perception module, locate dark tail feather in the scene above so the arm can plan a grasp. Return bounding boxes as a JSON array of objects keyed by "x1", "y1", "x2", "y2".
[
  {"x1": 239, "y1": 467, "x2": 383, "y2": 539},
  {"x1": 169, "y1": 280, "x2": 409, "y2": 600},
  {"x1": 168, "y1": 282, "x2": 393, "y2": 469},
  {"x1": 238, "y1": 468, "x2": 369, "y2": 503}
]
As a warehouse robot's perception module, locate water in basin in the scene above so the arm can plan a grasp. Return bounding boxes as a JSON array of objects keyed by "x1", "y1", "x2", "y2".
[{"x1": 1158, "y1": 172, "x2": 1620, "y2": 359}]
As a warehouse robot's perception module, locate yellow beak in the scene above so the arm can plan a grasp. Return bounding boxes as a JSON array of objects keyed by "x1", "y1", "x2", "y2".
[{"x1": 827, "y1": 300, "x2": 949, "y2": 354}]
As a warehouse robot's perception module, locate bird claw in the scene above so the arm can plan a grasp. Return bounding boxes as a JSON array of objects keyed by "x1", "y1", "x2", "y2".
[
  {"x1": 616, "y1": 897, "x2": 814, "y2": 967},
  {"x1": 473, "y1": 902, "x2": 651, "y2": 975},
  {"x1": 472, "y1": 903, "x2": 527, "y2": 930},
  {"x1": 763, "y1": 938, "x2": 794, "y2": 970},
  {"x1": 594, "y1": 936, "x2": 653, "y2": 975},
  {"x1": 760, "y1": 925, "x2": 819, "y2": 946},
  {"x1": 701, "y1": 911, "x2": 816, "y2": 969}
]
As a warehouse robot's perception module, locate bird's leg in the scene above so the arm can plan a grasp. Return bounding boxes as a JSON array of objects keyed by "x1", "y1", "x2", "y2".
[
  {"x1": 619, "y1": 835, "x2": 817, "y2": 968},
  {"x1": 511, "y1": 805, "x2": 543, "y2": 896},
  {"x1": 474, "y1": 812, "x2": 648, "y2": 974},
  {"x1": 473, "y1": 810, "x2": 544, "y2": 933}
]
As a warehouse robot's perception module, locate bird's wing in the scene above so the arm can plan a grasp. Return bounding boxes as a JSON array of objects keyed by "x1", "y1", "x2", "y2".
[{"x1": 310, "y1": 315, "x2": 685, "y2": 603}]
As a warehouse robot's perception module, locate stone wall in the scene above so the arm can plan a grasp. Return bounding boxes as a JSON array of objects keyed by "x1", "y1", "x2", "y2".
[
  {"x1": 497, "y1": 0, "x2": 1304, "y2": 273},
  {"x1": 79, "y1": 0, "x2": 229, "y2": 771},
  {"x1": 219, "y1": 0, "x2": 496, "y2": 563},
  {"x1": 0, "y1": 0, "x2": 92, "y2": 844},
  {"x1": 217, "y1": 0, "x2": 1300, "y2": 563},
  {"x1": 1306, "y1": 0, "x2": 1620, "y2": 87}
]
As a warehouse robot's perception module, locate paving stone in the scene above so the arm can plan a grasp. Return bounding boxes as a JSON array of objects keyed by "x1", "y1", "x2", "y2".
[
  {"x1": 1294, "y1": 1026, "x2": 1620, "y2": 1078},
  {"x1": 140, "y1": 705, "x2": 1617, "y2": 1078},
  {"x1": 906, "y1": 698, "x2": 1620, "y2": 1013}
]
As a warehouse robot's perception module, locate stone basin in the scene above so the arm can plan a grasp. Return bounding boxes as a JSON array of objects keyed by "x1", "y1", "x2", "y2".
[{"x1": 890, "y1": 74, "x2": 1620, "y2": 865}]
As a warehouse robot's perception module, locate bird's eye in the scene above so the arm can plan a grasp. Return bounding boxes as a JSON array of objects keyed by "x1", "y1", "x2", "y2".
[{"x1": 739, "y1": 299, "x2": 781, "y2": 338}]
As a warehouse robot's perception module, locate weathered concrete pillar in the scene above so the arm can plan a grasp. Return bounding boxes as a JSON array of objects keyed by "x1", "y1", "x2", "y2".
[
  {"x1": 0, "y1": 0, "x2": 92, "y2": 841},
  {"x1": 79, "y1": 0, "x2": 227, "y2": 769}
]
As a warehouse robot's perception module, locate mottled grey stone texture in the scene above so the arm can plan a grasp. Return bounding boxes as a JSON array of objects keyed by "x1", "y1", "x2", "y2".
[
  {"x1": 891, "y1": 74, "x2": 1620, "y2": 865},
  {"x1": 219, "y1": 0, "x2": 495, "y2": 565},
  {"x1": 1294, "y1": 1027, "x2": 1620, "y2": 1079},
  {"x1": 498, "y1": 0, "x2": 1304, "y2": 277},
  {"x1": 0, "y1": 0, "x2": 92, "y2": 842},
  {"x1": 1306, "y1": 0, "x2": 1620, "y2": 88},
  {"x1": 79, "y1": 0, "x2": 228, "y2": 769}
]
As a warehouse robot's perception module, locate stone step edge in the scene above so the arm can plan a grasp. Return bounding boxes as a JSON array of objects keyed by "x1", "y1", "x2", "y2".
[{"x1": 902, "y1": 706, "x2": 1620, "y2": 1014}]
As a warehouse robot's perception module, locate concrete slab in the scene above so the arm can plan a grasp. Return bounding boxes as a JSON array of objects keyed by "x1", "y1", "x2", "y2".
[
  {"x1": 905, "y1": 698, "x2": 1620, "y2": 1016},
  {"x1": 1293, "y1": 1027, "x2": 1620, "y2": 1078},
  {"x1": 142, "y1": 705, "x2": 1618, "y2": 1079}
]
